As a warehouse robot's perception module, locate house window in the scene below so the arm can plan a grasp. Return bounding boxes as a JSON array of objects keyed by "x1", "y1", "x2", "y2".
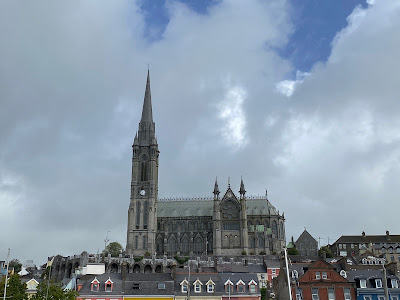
[
  {"x1": 397, "y1": 247, "x2": 400, "y2": 254},
  {"x1": 272, "y1": 269, "x2": 276, "y2": 275},
  {"x1": 226, "y1": 284, "x2": 233, "y2": 293},
  {"x1": 312, "y1": 288, "x2": 319, "y2": 300},
  {"x1": 322, "y1": 272, "x2": 327, "y2": 279},
  {"x1": 194, "y1": 283, "x2": 201, "y2": 293},
  {"x1": 182, "y1": 284, "x2": 188, "y2": 293},
  {"x1": 238, "y1": 284, "x2": 244, "y2": 292},
  {"x1": 315, "y1": 272, "x2": 321, "y2": 279},
  {"x1": 382, "y1": 248, "x2": 386, "y2": 253},
  {"x1": 363, "y1": 297, "x2": 372, "y2": 300},
  {"x1": 389, "y1": 248, "x2": 394, "y2": 254},
  {"x1": 339, "y1": 244, "x2": 342, "y2": 249},
  {"x1": 207, "y1": 284, "x2": 214, "y2": 293},
  {"x1": 360, "y1": 279, "x2": 367, "y2": 288},
  {"x1": 328, "y1": 288, "x2": 335, "y2": 300},
  {"x1": 249, "y1": 284, "x2": 256, "y2": 293},
  {"x1": 392, "y1": 297, "x2": 399, "y2": 300},
  {"x1": 392, "y1": 279, "x2": 399, "y2": 288},
  {"x1": 351, "y1": 244, "x2": 354, "y2": 249},
  {"x1": 105, "y1": 283, "x2": 112, "y2": 291},
  {"x1": 296, "y1": 292, "x2": 302, "y2": 300},
  {"x1": 378, "y1": 296, "x2": 385, "y2": 300},
  {"x1": 132, "y1": 283, "x2": 140, "y2": 290},
  {"x1": 292, "y1": 270, "x2": 299, "y2": 279},
  {"x1": 376, "y1": 279, "x2": 383, "y2": 288},
  {"x1": 92, "y1": 283, "x2": 99, "y2": 292},
  {"x1": 340, "y1": 251, "x2": 347, "y2": 256},
  {"x1": 391, "y1": 256, "x2": 395, "y2": 262},
  {"x1": 158, "y1": 283, "x2": 165, "y2": 290},
  {"x1": 343, "y1": 288, "x2": 351, "y2": 300},
  {"x1": 340, "y1": 270, "x2": 347, "y2": 278}
]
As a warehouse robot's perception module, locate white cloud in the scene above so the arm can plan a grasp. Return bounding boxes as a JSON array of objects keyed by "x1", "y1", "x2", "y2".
[{"x1": 218, "y1": 86, "x2": 248, "y2": 149}]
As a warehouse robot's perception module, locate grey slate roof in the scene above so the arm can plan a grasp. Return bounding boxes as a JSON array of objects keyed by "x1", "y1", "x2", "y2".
[
  {"x1": 334, "y1": 235, "x2": 400, "y2": 244},
  {"x1": 77, "y1": 273, "x2": 174, "y2": 297},
  {"x1": 158, "y1": 197, "x2": 279, "y2": 218}
]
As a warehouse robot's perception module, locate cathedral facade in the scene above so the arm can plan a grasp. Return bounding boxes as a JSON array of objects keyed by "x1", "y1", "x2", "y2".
[{"x1": 126, "y1": 71, "x2": 286, "y2": 257}]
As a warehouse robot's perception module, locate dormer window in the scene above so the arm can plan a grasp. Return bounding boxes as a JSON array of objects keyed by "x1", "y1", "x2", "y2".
[
  {"x1": 375, "y1": 279, "x2": 382, "y2": 288},
  {"x1": 392, "y1": 279, "x2": 399, "y2": 288},
  {"x1": 322, "y1": 272, "x2": 327, "y2": 279},
  {"x1": 193, "y1": 279, "x2": 202, "y2": 293},
  {"x1": 292, "y1": 270, "x2": 299, "y2": 279},
  {"x1": 158, "y1": 283, "x2": 166, "y2": 290},
  {"x1": 225, "y1": 279, "x2": 233, "y2": 293},
  {"x1": 206, "y1": 279, "x2": 215, "y2": 293},
  {"x1": 104, "y1": 277, "x2": 113, "y2": 292},
  {"x1": 340, "y1": 270, "x2": 347, "y2": 278},
  {"x1": 248, "y1": 279, "x2": 257, "y2": 293},
  {"x1": 315, "y1": 272, "x2": 321, "y2": 279},
  {"x1": 91, "y1": 277, "x2": 100, "y2": 292},
  {"x1": 180, "y1": 278, "x2": 189, "y2": 293},
  {"x1": 237, "y1": 280, "x2": 245, "y2": 293},
  {"x1": 360, "y1": 279, "x2": 366, "y2": 288}
]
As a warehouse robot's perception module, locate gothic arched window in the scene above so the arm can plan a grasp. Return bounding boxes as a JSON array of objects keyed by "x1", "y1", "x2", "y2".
[
  {"x1": 264, "y1": 220, "x2": 269, "y2": 229},
  {"x1": 258, "y1": 236, "x2": 264, "y2": 248},
  {"x1": 156, "y1": 238, "x2": 163, "y2": 254},
  {"x1": 143, "y1": 235, "x2": 147, "y2": 250},
  {"x1": 194, "y1": 236, "x2": 203, "y2": 254},
  {"x1": 136, "y1": 202, "x2": 141, "y2": 229},
  {"x1": 280, "y1": 222, "x2": 284, "y2": 240},
  {"x1": 249, "y1": 237, "x2": 255, "y2": 248},
  {"x1": 272, "y1": 220, "x2": 278, "y2": 237},
  {"x1": 141, "y1": 161, "x2": 147, "y2": 181},
  {"x1": 181, "y1": 236, "x2": 189, "y2": 254},
  {"x1": 168, "y1": 236, "x2": 176, "y2": 254},
  {"x1": 143, "y1": 201, "x2": 149, "y2": 229}
]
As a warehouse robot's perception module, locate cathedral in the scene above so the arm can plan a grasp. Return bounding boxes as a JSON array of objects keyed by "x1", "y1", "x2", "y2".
[{"x1": 126, "y1": 71, "x2": 286, "y2": 257}]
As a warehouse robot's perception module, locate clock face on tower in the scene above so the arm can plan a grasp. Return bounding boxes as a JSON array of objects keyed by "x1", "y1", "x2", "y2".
[{"x1": 140, "y1": 189, "x2": 146, "y2": 196}]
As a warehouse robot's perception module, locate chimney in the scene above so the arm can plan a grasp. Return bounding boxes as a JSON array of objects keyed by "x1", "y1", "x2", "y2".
[
  {"x1": 362, "y1": 231, "x2": 365, "y2": 237},
  {"x1": 386, "y1": 230, "x2": 390, "y2": 240}
]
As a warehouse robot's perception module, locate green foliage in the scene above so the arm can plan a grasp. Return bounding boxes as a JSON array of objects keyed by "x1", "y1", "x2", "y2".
[
  {"x1": 144, "y1": 251, "x2": 151, "y2": 257},
  {"x1": 134, "y1": 256, "x2": 144, "y2": 262},
  {"x1": 260, "y1": 287, "x2": 267, "y2": 300},
  {"x1": 259, "y1": 251, "x2": 266, "y2": 255},
  {"x1": 241, "y1": 251, "x2": 247, "y2": 255},
  {"x1": 33, "y1": 280, "x2": 76, "y2": 300},
  {"x1": 288, "y1": 247, "x2": 299, "y2": 255},
  {"x1": 174, "y1": 255, "x2": 189, "y2": 264},
  {"x1": 9, "y1": 259, "x2": 22, "y2": 273},
  {"x1": 103, "y1": 241, "x2": 123, "y2": 257},
  {"x1": 250, "y1": 252, "x2": 255, "y2": 255},
  {"x1": 0, "y1": 274, "x2": 27, "y2": 300},
  {"x1": 319, "y1": 246, "x2": 333, "y2": 258}
]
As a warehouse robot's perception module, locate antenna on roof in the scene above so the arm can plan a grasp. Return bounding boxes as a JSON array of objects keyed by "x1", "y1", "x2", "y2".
[{"x1": 104, "y1": 231, "x2": 110, "y2": 251}]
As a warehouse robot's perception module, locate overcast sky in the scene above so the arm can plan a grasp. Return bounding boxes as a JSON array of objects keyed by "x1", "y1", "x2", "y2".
[{"x1": 1, "y1": 0, "x2": 399, "y2": 266}]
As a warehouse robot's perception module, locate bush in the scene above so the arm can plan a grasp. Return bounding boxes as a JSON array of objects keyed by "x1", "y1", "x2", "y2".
[
  {"x1": 250, "y1": 252, "x2": 255, "y2": 255},
  {"x1": 174, "y1": 255, "x2": 189, "y2": 264},
  {"x1": 288, "y1": 248, "x2": 299, "y2": 255},
  {"x1": 318, "y1": 246, "x2": 333, "y2": 258},
  {"x1": 134, "y1": 256, "x2": 143, "y2": 262},
  {"x1": 241, "y1": 251, "x2": 247, "y2": 255},
  {"x1": 259, "y1": 251, "x2": 266, "y2": 255},
  {"x1": 144, "y1": 252, "x2": 151, "y2": 257}
]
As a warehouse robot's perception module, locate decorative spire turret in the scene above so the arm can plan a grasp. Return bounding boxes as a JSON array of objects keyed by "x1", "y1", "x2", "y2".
[
  {"x1": 213, "y1": 177, "x2": 220, "y2": 196},
  {"x1": 239, "y1": 176, "x2": 246, "y2": 196}
]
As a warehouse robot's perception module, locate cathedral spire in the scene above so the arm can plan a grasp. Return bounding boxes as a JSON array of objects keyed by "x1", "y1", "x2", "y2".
[
  {"x1": 239, "y1": 176, "x2": 246, "y2": 196},
  {"x1": 138, "y1": 69, "x2": 156, "y2": 144},
  {"x1": 141, "y1": 69, "x2": 153, "y2": 124},
  {"x1": 213, "y1": 177, "x2": 220, "y2": 196}
]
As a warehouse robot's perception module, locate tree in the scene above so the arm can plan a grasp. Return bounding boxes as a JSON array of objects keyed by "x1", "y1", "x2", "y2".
[
  {"x1": 288, "y1": 247, "x2": 299, "y2": 255},
  {"x1": 103, "y1": 241, "x2": 123, "y2": 257},
  {"x1": 9, "y1": 259, "x2": 22, "y2": 273},
  {"x1": 33, "y1": 281, "x2": 76, "y2": 300},
  {"x1": 0, "y1": 274, "x2": 28, "y2": 300},
  {"x1": 319, "y1": 246, "x2": 333, "y2": 258}
]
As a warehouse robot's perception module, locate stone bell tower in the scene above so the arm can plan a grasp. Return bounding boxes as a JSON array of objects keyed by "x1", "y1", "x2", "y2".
[{"x1": 126, "y1": 70, "x2": 159, "y2": 256}]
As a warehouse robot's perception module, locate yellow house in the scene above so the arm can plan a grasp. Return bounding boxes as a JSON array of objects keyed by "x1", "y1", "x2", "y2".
[{"x1": 25, "y1": 278, "x2": 40, "y2": 299}]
